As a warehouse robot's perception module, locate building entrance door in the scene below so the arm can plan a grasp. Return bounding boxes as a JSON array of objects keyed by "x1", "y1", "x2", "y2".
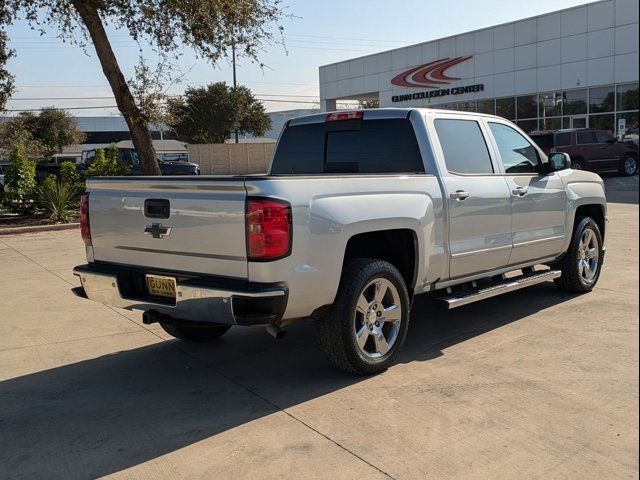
[{"x1": 570, "y1": 116, "x2": 588, "y2": 129}]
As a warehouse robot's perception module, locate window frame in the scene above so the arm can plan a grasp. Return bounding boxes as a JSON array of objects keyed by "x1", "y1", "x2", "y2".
[{"x1": 429, "y1": 114, "x2": 501, "y2": 177}]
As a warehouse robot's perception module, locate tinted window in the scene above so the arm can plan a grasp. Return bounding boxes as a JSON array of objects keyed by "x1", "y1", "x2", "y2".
[
  {"x1": 271, "y1": 123, "x2": 325, "y2": 174},
  {"x1": 531, "y1": 134, "x2": 554, "y2": 149},
  {"x1": 325, "y1": 119, "x2": 424, "y2": 173},
  {"x1": 595, "y1": 130, "x2": 615, "y2": 143},
  {"x1": 577, "y1": 131, "x2": 596, "y2": 144},
  {"x1": 489, "y1": 123, "x2": 540, "y2": 174},
  {"x1": 434, "y1": 119, "x2": 493, "y2": 174},
  {"x1": 555, "y1": 132, "x2": 572, "y2": 146},
  {"x1": 271, "y1": 119, "x2": 424, "y2": 175}
]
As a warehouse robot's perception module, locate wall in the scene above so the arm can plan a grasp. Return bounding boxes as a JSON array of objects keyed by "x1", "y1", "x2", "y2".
[
  {"x1": 188, "y1": 143, "x2": 275, "y2": 175},
  {"x1": 319, "y1": 0, "x2": 639, "y2": 109}
]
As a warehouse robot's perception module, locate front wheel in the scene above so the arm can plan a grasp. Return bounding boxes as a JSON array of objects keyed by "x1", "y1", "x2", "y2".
[
  {"x1": 160, "y1": 323, "x2": 231, "y2": 342},
  {"x1": 554, "y1": 217, "x2": 604, "y2": 293},
  {"x1": 315, "y1": 258, "x2": 410, "y2": 375},
  {"x1": 620, "y1": 154, "x2": 638, "y2": 176}
]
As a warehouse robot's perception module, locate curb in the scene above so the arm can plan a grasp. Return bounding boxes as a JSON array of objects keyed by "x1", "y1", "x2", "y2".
[{"x1": 0, "y1": 223, "x2": 80, "y2": 236}]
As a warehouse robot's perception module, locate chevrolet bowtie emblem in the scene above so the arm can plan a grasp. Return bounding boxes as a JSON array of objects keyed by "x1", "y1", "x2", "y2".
[{"x1": 144, "y1": 223, "x2": 172, "y2": 239}]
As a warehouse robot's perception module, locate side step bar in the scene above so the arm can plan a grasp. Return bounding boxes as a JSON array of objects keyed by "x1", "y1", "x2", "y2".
[{"x1": 437, "y1": 270, "x2": 562, "y2": 309}]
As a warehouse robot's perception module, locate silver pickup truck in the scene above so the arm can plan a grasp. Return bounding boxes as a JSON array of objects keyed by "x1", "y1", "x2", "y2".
[{"x1": 73, "y1": 108, "x2": 607, "y2": 374}]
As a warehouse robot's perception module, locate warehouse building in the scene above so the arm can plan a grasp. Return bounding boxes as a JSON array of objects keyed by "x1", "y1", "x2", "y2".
[{"x1": 319, "y1": 0, "x2": 639, "y2": 135}]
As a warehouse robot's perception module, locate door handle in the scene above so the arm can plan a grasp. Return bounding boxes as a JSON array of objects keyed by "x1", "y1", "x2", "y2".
[
  {"x1": 512, "y1": 186, "x2": 528, "y2": 196},
  {"x1": 450, "y1": 190, "x2": 470, "y2": 201}
]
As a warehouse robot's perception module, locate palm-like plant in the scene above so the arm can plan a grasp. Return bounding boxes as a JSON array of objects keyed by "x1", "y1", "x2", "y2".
[{"x1": 35, "y1": 176, "x2": 83, "y2": 223}]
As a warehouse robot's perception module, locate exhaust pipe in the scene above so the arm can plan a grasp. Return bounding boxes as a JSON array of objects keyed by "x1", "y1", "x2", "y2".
[{"x1": 266, "y1": 323, "x2": 287, "y2": 340}]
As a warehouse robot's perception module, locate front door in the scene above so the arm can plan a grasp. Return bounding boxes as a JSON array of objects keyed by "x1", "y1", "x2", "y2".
[
  {"x1": 432, "y1": 117, "x2": 512, "y2": 279},
  {"x1": 486, "y1": 122, "x2": 567, "y2": 264}
]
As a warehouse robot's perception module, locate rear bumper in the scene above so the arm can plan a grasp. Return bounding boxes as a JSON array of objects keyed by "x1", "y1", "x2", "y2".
[{"x1": 72, "y1": 264, "x2": 287, "y2": 326}]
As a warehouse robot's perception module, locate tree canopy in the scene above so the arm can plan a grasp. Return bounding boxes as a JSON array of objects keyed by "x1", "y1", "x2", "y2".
[
  {"x1": 169, "y1": 82, "x2": 272, "y2": 144},
  {"x1": 0, "y1": 107, "x2": 86, "y2": 159},
  {"x1": 0, "y1": 0, "x2": 285, "y2": 174}
]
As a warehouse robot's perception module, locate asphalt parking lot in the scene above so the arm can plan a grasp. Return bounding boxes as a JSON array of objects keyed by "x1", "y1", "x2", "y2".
[{"x1": 1, "y1": 176, "x2": 638, "y2": 480}]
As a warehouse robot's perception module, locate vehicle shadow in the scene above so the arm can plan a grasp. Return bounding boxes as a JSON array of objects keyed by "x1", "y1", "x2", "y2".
[
  {"x1": 1, "y1": 282, "x2": 574, "y2": 479},
  {"x1": 602, "y1": 174, "x2": 639, "y2": 205}
]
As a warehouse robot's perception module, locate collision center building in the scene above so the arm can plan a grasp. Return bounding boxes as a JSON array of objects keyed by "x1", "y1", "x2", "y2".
[{"x1": 319, "y1": 0, "x2": 639, "y2": 135}]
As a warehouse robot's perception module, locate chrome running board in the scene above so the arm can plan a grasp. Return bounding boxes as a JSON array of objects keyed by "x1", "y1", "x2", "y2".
[{"x1": 437, "y1": 270, "x2": 562, "y2": 309}]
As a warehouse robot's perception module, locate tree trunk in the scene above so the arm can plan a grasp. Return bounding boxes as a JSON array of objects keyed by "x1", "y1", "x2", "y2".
[{"x1": 71, "y1": 1, "x2": 161, "y2": 176}]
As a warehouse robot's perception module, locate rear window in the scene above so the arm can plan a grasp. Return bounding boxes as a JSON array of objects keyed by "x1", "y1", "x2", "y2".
[
  {"x1": 434, "y1": 119, "x2": 494, "y2": 174},
  {"x1": 271, "y1": 118, "x2": 425, "y2": 175},
  {"x1": 555, "y1": 132, "x2": 572, "y2": 146},
  {"x1": 577, "y1": 131, "x2": 597, "y2": 144}
]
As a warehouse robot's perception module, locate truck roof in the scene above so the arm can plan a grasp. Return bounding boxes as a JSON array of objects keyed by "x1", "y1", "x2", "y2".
[{"x1": 288, "y1": 107, "x2": 505, "y2": 126}]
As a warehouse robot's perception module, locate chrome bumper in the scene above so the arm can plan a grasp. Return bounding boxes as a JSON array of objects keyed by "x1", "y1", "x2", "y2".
[{"x1": 72, "y1": 265, "x2": 286, "y2": 326}]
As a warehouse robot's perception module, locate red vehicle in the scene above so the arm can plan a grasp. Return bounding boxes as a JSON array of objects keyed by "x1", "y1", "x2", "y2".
[{"x1": 530, "y1": 128, "x2": 638, "y2": 176}]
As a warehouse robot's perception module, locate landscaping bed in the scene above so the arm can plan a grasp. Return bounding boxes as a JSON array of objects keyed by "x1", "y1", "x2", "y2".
[{"x1": 0, "y1": 211, "x2": 79, "y2": 233}]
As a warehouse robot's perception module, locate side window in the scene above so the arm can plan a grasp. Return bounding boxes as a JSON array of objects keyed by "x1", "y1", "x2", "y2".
[
  {"x1": 555, "y1": 132, "x2": 572, "y2": 146},
  {"x1": 434, "y1": 119, "x2": 494, "y2": 174},
  {"x1": 577, "y1": 131, "x2": 596, "y2": 144},
  {"x1": 488, "y1": 122, "x2": 540, "y2": 174},
  {"x1": 595, "y1": 130, "x2": 615, "y2": 143}
]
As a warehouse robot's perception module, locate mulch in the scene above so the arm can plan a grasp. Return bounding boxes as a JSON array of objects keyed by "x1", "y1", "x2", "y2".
[{"x1": 0, "y1": 212, "x2": 80, "y2": 235}]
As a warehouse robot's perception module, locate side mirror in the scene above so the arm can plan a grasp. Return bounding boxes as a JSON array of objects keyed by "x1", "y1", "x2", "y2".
[{"x1": 541, "y1": 152, "x2": 571, "y2": 174}]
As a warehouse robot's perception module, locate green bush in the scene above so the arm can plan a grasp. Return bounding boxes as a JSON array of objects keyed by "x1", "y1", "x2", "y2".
[
  {"x1": 34, "y1": 175, "x2": 83, "y2": 223},
  {"x1": 59, "y1": 161, "x2": 81, "y2": 184},
  {"x1": 2, "y1": 145, "x2": 36, "y2": 214},
  {"x1": 87, "y1": 144, "x2": 129, "y2": 177}
]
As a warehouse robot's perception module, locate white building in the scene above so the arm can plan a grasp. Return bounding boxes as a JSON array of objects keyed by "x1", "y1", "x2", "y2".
[{"x1": 319, "y1": 0, "x2": 639, "y2": 134}]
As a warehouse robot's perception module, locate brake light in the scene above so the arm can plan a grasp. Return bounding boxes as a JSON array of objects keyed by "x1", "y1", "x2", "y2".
[
  {"x1": 325, "y1": 111, "x2": 363, "y2": 122},
  {"x1": 246, "y1": 198, "x2": 291, "y2": 261},
  {"x1": 80, "y1": 192, "x2": 91, "y2": 246}
]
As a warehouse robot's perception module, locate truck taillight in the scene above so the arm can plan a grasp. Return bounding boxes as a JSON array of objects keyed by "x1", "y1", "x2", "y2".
[
  {"x1": 80, "y1": 192, "x2": 91, "y2": 246},
  {"x1": 246, "y1": 198, "x2": 291, "y2": 261}
]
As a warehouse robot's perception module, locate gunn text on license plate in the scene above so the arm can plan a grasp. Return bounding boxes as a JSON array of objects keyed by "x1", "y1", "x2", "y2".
[{"x1": 146, "y1": 275, "x2": 176, "y2": 298}]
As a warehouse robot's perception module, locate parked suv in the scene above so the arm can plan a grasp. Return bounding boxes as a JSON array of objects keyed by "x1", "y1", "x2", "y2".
[{"x1": 530, "y1": 128, "x2": 638, "y2": 176}]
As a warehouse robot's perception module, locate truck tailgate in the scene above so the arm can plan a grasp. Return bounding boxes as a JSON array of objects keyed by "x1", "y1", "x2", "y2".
[{"x1": 87, "y1": 177, "x2": 248, "y2": 278}]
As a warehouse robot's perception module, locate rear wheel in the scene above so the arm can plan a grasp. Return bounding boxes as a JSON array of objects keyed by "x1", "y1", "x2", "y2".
[
  {"x1": 620, "y1": 154, "x2": 638, "y2": 176},
  {"x1": 315, "y1": 258, "x2": 410, "y2": 375},
  {"x1": 160, "y1": 323, "x2": 231, "y2": 342},
  {"x1": 554, "y1": 217, "x2": 603, "y2": 293}
]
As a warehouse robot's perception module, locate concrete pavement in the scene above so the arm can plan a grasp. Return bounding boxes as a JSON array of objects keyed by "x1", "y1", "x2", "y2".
[{"x1": 0, "y1": 177, "x2": 637, "y2": 479}]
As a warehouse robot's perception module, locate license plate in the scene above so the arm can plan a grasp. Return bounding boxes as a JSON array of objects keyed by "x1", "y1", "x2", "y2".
[{"x1": 146, "y1": 275, "x2": 176, "y2": 299}]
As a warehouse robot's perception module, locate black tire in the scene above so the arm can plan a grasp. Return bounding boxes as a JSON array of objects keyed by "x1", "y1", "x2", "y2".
[
  {"x1": 619, "y1": 154, "x2": 638, "y2": 176},
  {"x1": 571, "y1": 157, "x2": 585, "y2": 171},
  {"x1": 315, "y1": 258, "x2": 410, "y2": 375},
  {"x1": 554, "y1": 217, "x2": 604, "y2": 293},
  {"x1": 160, "y1": 323, "x2": 231, "y2": 342}
]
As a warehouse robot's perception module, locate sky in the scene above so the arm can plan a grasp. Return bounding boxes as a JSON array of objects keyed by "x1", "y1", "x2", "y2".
[{"x1": 4, "y1": 0, "x2": 592, "y2": 115}]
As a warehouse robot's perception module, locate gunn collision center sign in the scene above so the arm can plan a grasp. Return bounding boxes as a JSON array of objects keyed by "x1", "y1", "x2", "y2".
[{"x1": 390, "y1": 56, "x2": 484, "y2": 103}]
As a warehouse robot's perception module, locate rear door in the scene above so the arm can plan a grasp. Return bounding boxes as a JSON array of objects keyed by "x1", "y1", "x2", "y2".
[
  {"x1": 431, "y1": 116, "x2": 512, "y2": 279},
  {"x1": 486, "y1": 121, "x2": 567, "y2": 265},
  {"x1": 88, "y1": 178, "x2": 248, "y2": 278}
]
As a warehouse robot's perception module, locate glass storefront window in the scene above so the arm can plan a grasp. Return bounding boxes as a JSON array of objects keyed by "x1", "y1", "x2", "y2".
[
  {"x1": 516, "y1": 119, "x2": 538, "y2": 133},
  {"x1": 563, "y1": 89, "x2": 588, "y2": 115},
  {"x1": 496, "y1": 97, "x2": 515, "y2": 120},
  {"x1": 517, "y1": 95, "x2": 538, "y2": 120},
  {"x1": 617, "y1": 111, "x2": 639, "y2": 141},
  {"x1": 617, "y1": 83, "x2": 639, "y2": 112},
  {"x1": 457, "y1": 101, "x2": 476, "y2": 112},
  {"x1": 540, "y1": 116, "x2": 562, "y2": 131},
  {"x1": 589, "y1": 85, "x2": 615, "y2": 113},
  {"x1": 589, "y1": 114, "x2": 615, "y2": 134},
  {"x1": 539, "y1": 92, "x2": 562, "y2": 117},
  {"x1": 477, "y1": 99, "x2": 495, "y2": 115}
]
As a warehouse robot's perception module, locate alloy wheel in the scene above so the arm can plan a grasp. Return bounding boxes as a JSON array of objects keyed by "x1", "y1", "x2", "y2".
[
  {"x1": 624, "y1": 157, "x2": 637, "y2": 176},
  {"x1": 577, "y1": 228, "x2": 599, "y2": 286},
  {"x1": 353, "y1": 278, "x2": 402, "y2": 358}
]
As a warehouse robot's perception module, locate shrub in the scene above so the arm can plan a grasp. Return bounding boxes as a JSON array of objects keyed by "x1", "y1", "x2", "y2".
[
  {"x1": 59, "y1": 161, "x2": 81, "y2": 184},
  {"x1": 34, "y1": 175, "x2": 83, "y2": 223},
  {"x1": 2, "y1": 145, "x2": 36, "y2": 214},
  {"x1": 87, "y1": 144, "x2": 129, "y2": 177}
]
